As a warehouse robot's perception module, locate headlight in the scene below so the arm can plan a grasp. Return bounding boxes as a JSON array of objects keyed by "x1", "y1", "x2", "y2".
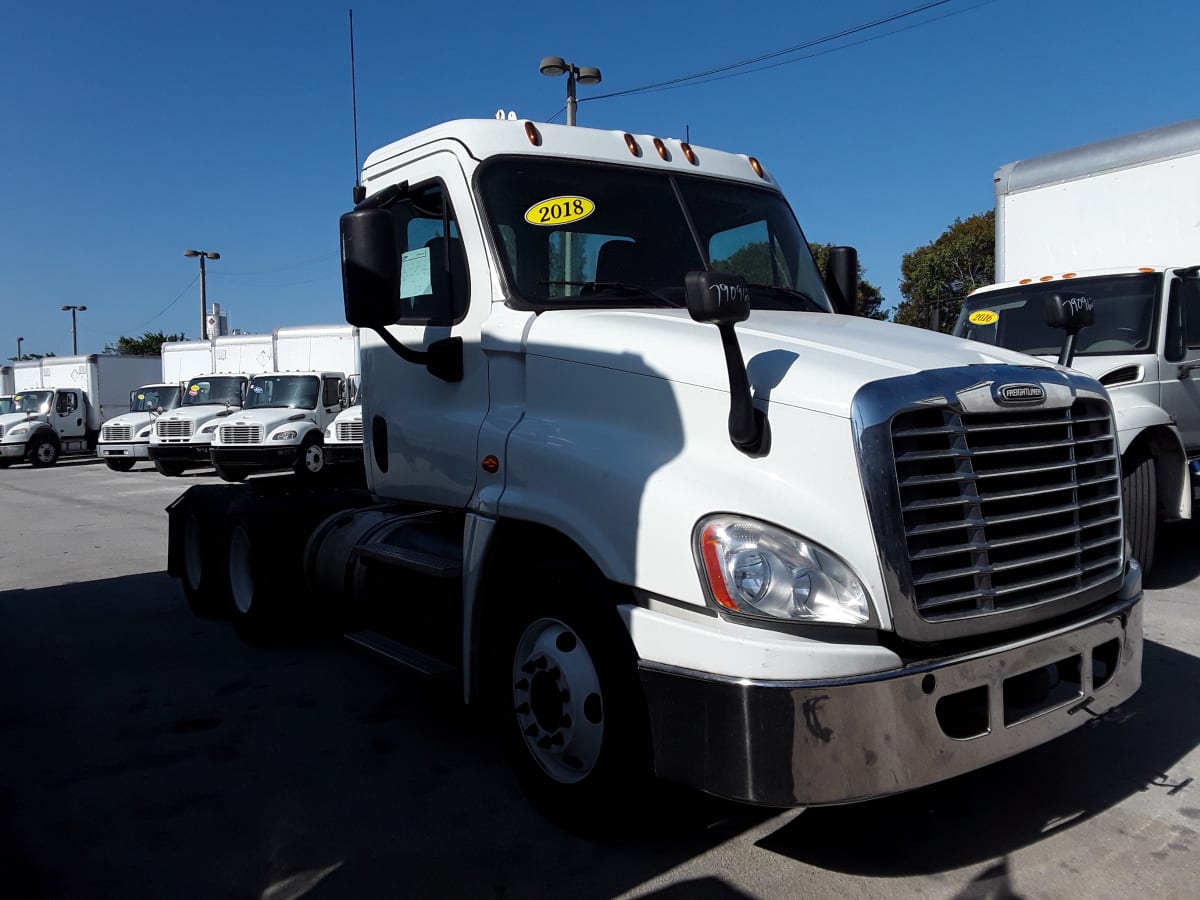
[
  {"x1": 272, "y1": 430, "x2": 298, "y2": 441},
  {"x1": 8, "y1": 425, "x2": 29, "y2": 437},
  {"x1": 696, "y1": 516, "x2": 871, "y2": 625},
  {"x1": 138, "y1": 428, "x2": 151, "y2": 438},
  {"x1": 199, "y1": 424, "x2": 217, "y2": 434}
]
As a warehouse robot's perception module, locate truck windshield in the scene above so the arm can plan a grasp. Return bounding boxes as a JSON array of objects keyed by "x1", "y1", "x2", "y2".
[
  {"x1": 244, "y1": 375, "x2": 320, "y2": 410},
  {"x1": 130, "y1": 385, "x2": 182, "y2": 412},
  {"x1": 477, "y1": 158, "x2": 831, "y2": 313},
  {"x1": 183, "y1": 376, "x2": 246, "y2": 406},
  {"x1": 11, "y1": 391, "x2": 52, "y2": 413},
  {"x1": 955, "y1": 273, "x2": 1160, "y2": 356}
]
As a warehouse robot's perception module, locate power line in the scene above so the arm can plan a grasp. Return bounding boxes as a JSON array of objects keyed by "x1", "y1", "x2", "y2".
[{"x1": 141, "y1": 273, "x2": 199, "y2": 328}]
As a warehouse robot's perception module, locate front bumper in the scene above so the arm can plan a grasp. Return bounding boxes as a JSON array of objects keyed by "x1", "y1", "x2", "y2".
[
  {"x1": 98, "y1": 442, "x2": 150, "y2": 460},
  {"x1": 210, "y1": 445, "x2": 300, "y2": 468},
  {"x1": 0, "y1": 442, "x2": 27, "y2": 459},
  {"x1": 324, "y1": 443, "x2": 363, "y2": 466},
  {"x1": 639, "y1": 564, "x2": 1143, "y2": 807},
  {"x1": 149, "y1": 443, "x2": 212, "y2": 463}
]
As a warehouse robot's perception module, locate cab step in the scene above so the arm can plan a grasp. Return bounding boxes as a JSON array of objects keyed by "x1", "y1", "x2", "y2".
[
  {"x1": 344, "y1": 629, "x2": 458, "y2": 679},
  {"x1": 356, "y1": 541, "x2": 462, "y2": 578}
]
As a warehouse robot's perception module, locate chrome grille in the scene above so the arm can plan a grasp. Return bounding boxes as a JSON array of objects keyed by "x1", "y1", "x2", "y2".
[
  {"x1": 219, "y1": 424, "x2": 264, "y2": 444},
  {"x1": 156, "y1": 420, "x2": 193, "y2": 438},
  {"x1": 335, "y1": 420, "x2": 363, "y2": 442},
  {"x1": 102, "y1": 425, "x2": 133, "y2": 441},
  {"x1": 892, "y1": 399, "x2": 1122, "y2": 622}
]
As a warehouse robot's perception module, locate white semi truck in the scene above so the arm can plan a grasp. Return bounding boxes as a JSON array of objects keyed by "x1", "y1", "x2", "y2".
[
  {"x1": 149, "y1": 333, "x2": 274, "y2": 476},
  {"x1": 0, "y1": 355, "x2": 160, "y2": 467},
  {"x1": 953, "y1": 118, "x2": 1200, "y2": 576},
  {"x1": 167, "y1": 118, "x2": 1143, "y2": 830},
  {"x1": 208, "y1": 324, "x2": 360, "y2": 481}
]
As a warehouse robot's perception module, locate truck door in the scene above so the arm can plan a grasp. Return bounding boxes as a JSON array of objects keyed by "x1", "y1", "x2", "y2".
[
  {"x1": 361, "y1": 153, "x2": 492, "y2": 507},
  {"x1": 54, "y1": 390, "x2": 85, "y2": 438},
  {"x1": 1161, "y1": 272, "x2": 1200, "y2": 454}
]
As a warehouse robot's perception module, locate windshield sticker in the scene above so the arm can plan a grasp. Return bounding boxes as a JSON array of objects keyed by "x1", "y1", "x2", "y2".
[
  {"x1": 137, "y1": 393, "x2": 145, "y2": 400},
  {"x1": 524, "y1": 196, "x2": 595, "y2": 227},
  {"x1": 189, "y1": 384, "x2": 200, "y2": 394},
  {"x1": 969, "y1": 310, "x2": 999, "y2": 326},
  {"x1": 399, "y1": 246, "x2": 432, "y2": 299}
]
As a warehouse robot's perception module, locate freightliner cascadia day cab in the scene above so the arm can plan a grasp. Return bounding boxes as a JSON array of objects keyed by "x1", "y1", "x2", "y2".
[
  {"x1": 0, "y1": 355, "x2": 160, "y2": 468},
  {"x1": 954, "y1": 118, "x2": 1200, "y2": 576},
  {"x1": 149, "y1": 333, "x2": 274, "y2": 477},
  {"x1": 167, "y1": 118, "x2": 1144, "y2": 830},
  {"x1": 208, "y1": 324, "x2": 360, "y2": 481}
]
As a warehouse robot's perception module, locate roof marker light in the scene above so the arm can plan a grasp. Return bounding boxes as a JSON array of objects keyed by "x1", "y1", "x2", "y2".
[
  {"x1": 1039, "y1": 275, "x2": 1054, "y2": 282},
  {"x1": 623, "y1": 133, "x2": 641, "y2": 156},
  {"x1": 749, "y1": 157, "x2": 765, "y2": 179},
  {"x1": 524, "y1": 122, "x2": 541, "y2": 146},
  {"x1": 653, "y1": 138, "x2": 670, "y2": 161},
  {"x1": 1019, "y1": 278, "x2": 1033, "y2": 284},
  {"x1": 1063, "y1": 272, "x2": 1077, "y2": 278},
  {"x1": 1139, "y1": 267, "x2": 1155, "y2": 272},
  {"x1": 681, "y1": 142, "x2": 698, "y2": 165}
]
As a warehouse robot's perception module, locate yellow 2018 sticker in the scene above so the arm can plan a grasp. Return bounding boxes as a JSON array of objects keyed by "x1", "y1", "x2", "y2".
[
  {"x1": 968, "y1": 310, "x2": 999, "y2": 325},
  {"x1": 524, "y1": 196, "x2": 595, "y2": 227}
]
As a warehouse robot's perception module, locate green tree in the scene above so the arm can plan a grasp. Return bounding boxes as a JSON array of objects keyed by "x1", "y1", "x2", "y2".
[
  {"x1": 103, "y1": 331, "x2": 186, "y2": 356},
  {"x1": 7, "y1": 352, "x2": 55, "y2": 361},
  {"x1": 894, "y1": 211, "x2": 994, "y2": 332},
  {"x1": 709, "y1": 241, "x2": 887, "y2": 318}
]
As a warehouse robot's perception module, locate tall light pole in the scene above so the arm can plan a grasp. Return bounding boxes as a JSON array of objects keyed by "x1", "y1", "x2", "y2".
[
  {"x1": 16, "y1": 337, "x2": 22, "y2": 361},
  {"x1": 60, "y1": 305, "x2": 87, "y2": 355},
  {"x1": 539, "y1": 56, "x2": 602, "y2": 126},
  {"x1": 183, "y1": 249, "x2": 221, "y2": 339}
]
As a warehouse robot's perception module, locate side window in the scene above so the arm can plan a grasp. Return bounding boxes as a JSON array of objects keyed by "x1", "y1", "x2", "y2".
[
  {"x1": 391, "y1": 181, "x2": 469, "y2": 325},
  {"x1": 1165, "y1": 276, "x2": 1200, "y2": 361},
  {"x1": 322, "y1": 377, "x2": 342, "y2": 407},
  {"x1": 1184, "y1": 277, "x2": 1200, "y2": 352},
  {"x1": 56, "y1": 392, "x2": 78, "y2": 414}
]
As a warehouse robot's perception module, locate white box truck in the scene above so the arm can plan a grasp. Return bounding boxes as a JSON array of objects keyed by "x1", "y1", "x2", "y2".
[
  {"x1": 149, "y1": 333, "x2": 273, "y2": 477},
  {"x1": 208, "y1": 325, "x2": 360, "y2": 481},
  {"x1": 167, "y1": 118, "x2": 1143, "y2": 832},
  {"x1": 953, "y1": 118, "x2": 1200, "y2": 575},
  {"x1": 0, "y1": 355, "x2": 160, "y2": 467}
]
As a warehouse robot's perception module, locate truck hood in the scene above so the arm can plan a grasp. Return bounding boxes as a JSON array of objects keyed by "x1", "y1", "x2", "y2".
[
  {"x1": 0, "y1": 412, "x2": 47, "y2": 430},
  {"x1": 525, "y1": 309, "x2": 1058, "y2": 418},
  {"x1": 220, "y1": 409, "x2": 317, "y2": 429},
  {"x1": 102, "y1": 411, "x2": 153, "y2": 430},
  {"x1": 156, "y1": 404, "x2": 240, "y2": 425}
]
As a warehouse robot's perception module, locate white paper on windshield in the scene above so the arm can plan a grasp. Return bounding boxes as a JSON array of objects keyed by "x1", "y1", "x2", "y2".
[{"x1": 400, "y1": 247, "x2": 432, "y2": 299}]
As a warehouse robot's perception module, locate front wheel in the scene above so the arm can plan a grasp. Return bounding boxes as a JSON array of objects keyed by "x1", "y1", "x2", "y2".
[
  {"x1": 1122, "y1": 449, "x2": 1157, "y2": 578},
  {"x1": 215, "y1": 464, "x2": 250, "y2": 483},
  {"x1": 155, "y1": 460, "x2": 186, "y2": 477},
  {"x1": 105, "y1": 458, "x2": 136, "y2": 473},
  {"x1": 494, "y1": 569, "x2": 652, "y2": 834},
  {"x1": 293, "y1": 435, "x2": 326, "y2": 478},
  {"x1": 29, "y1": 437, "x2": 59, "y2": 468}
]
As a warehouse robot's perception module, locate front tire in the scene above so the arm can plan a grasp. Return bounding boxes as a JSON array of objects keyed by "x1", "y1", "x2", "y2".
[
  {"x1": 215, "y1": 464, "x2": 250, "y2": 483},
  {"x1": 105, "y1": 458, "x2": 136, "y2": 472},
  {"x1": 493, "y1": 567, "x2": 652, "y2": 834},
  {"x1": 1122, "y1": 449, "x2": 1157, "y2": 578},
  {"x1": 29, "y1": 437, "x2": 59, "y2": 468},
  {"x1": 155, "y1": 460, "x2": 186, "y2": 477},
  {"x1": 293, "y1": 435, "x2": 326, "y2": 478}
]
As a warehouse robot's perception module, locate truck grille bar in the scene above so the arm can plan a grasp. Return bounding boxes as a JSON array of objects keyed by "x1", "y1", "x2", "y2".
[
  {"x1": 156, "y1": 420, "x2": 193, "y2": 438},
  {"x1": 335, "y1": 420, "x2": 363, "y2": 442},
  {"x1": 102, "y1": 425, "x2": 133, "y2": 442},
  {"x1": 218, "y1": 425, "x2": 264, "y2": 444}
]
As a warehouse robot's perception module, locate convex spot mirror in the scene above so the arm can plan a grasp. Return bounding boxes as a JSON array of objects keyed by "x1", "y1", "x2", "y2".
[
  {"x1": 1044, "y1": 291, "x2": 1095, "y2": 332},
  {"x1": 685, "y1": 271, "x2": 750, "y2": 326}
]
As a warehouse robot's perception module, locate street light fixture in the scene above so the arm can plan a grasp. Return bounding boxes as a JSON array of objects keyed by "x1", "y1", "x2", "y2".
[
  {"x1": 183, "y1": 249, "x2": 221, "y2": 339},
  {"x1": 60, "y1": 305, "x2": 87, "y2": 355},
  {"x1": 539, "y1": 56, "x2": 602, "y2": 126},
  {"x1": 16, "y1": 337, "x2": 23, "y2": 361}
]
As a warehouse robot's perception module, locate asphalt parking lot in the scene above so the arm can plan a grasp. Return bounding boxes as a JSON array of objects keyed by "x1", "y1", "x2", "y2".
[{"x1": 1, "y1": 458, "x2": 1199, "y2": 899}]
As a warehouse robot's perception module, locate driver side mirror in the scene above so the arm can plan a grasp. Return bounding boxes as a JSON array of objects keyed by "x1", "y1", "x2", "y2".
[
  {"x1": 685, "y1": 271, "x2": 750, "y2": 325},
  {"x1": 1044, "y1": 292, "x2": 1095, "y2": 332},
  {"x1": 341, "y1": 208, "x2": 403, "y2": 328}
]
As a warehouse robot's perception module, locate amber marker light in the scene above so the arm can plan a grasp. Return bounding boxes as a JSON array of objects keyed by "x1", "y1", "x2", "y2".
[
  {"x1": 748, "y1": 157, "x2": 765, "y2": 179},
  {"x1": 680, "y1": 142, "x2": 697, "y2": 165},
  {"x1": 1139, "y1": 267, "x2": 1155, "y2": 272},
  {"x1": 623, "y1": 133, "x2": 641, "y2": 156},
  {"x1": 481, "y1": 455, "x2": 500, "y2": 474},
  {"x1": 653, "y1": 138, "x2": 670, "y2": 160},
  {"x1": 1039, "y1": 275, "x2": 1054, "y2": 282},
  {"x1": 1063, "y1": 272, "x2": 1077, "y2": 278},
  {"x1": 524, "y1": 122, "x2": 542, "y2": 146},
  {"x1": 1019, "y1": 278, "x2": 1033, "y2": 284},
  {"x1": 699, "y1": 526, "x2": 740, "y2": 611}
]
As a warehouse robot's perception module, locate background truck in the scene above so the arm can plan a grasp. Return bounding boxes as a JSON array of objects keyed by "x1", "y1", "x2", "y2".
[
  {"x1": 0, "y1": 365, "x2": 13, "y2": 414},
  {"x1": 208, "y1": 324, "x2": 360, "y2": 481},
  {"x1": 167, "y1": 118, "x2": 1143, "y2": 831},
  {"x1": 953, "y1": 117, "x2": 1200, "y2": 576},
  {"x1": 323, "y1": 391, "x2": 363, "y2": 469},
  {"x1": 149, "y1": 333, "x2": 274, "y2": 476},
  {"x1": 0, "y1": 354, "x2": 160, "y2": 467},
  {"x1": 96, "y1": 383, "x2": 185, "y2": 471}
]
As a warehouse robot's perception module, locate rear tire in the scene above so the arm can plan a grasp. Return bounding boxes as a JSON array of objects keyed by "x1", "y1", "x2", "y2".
[
  {"x1": 105, "y1": 458, "x2": 136, "y2": 472},
  {"x1": 179, "y1": 490, "x2": 238, "y2": 618},
  {"x1": 1122, "y1": 449, "x2": 1157, "y2": 579},
  {"x1": 155, "y1": 460, "x2": 186, "y2": 477},
  {"x1": 29, "y1": 437, "x2": 59, "y2": 468}
]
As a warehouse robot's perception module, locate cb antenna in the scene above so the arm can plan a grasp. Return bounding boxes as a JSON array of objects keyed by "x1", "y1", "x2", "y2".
[{"x1": 349, "y1": 9, "x2": 365, "y2": 204}]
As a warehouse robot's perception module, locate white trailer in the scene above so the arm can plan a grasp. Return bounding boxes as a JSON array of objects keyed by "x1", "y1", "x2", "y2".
[
  {"x1": 0, "y1": 354, "x2": 159, "y2": 467},
  {"x1": 954, "y1": 118, "x2": 1200, "y2": 575},
  {"x1": 209, "y1": 325, "x2": 360, "y2": 481}
]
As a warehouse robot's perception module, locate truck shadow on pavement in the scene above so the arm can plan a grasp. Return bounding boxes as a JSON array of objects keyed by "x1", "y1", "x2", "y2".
[
  {"x1": 1143, "y1": 518, "x2": 1200, "y2": 590},
  {"x1": 0, "y1": 571, "x2": 768, "y2": 900},
  {"x1": 756, "y1": 635, "x2": 1200, "y2": 875}
]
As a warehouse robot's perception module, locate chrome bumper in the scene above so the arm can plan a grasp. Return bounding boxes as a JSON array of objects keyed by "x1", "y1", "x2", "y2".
[
  {"x1": 98, "y1": 442, "x2": 150, "y2": 460},
  {"x1": 639, "y1": 564, "x2": 1143, "y2": 807}
]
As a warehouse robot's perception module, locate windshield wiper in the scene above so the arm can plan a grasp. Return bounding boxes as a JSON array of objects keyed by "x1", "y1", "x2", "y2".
[
  {"x1": 744, "y1": 283, "x2": 825, "y2": 312},
  {"x1": 538, "y1": 280, "x2": 682, "y2": 307}
]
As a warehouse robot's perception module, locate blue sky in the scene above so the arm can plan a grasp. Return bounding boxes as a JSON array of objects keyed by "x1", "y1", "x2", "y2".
[{"x1": 2, "y1": 0, "x2": 1197, "y2": 359}]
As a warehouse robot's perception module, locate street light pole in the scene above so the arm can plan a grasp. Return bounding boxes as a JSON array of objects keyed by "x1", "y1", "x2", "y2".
[
  {"x1": 183, "y1": 249, "x2": 221, "y2": 339},
  {"x1": 60, "y1": 305, "x2": 87, "y2": 355},
  {"x1": 538, "y1": 56, "x2": 602, "y2": 126}
]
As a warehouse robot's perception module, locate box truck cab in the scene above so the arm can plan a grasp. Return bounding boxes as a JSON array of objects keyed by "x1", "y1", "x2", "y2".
[
  {"x1": 96, "y1": 382, "x2": 184, "y2": 471},
  {"x1": 0, "y1": 355, "x2": 160, "y2": 467},
  {"x1": 323, "y1": 396, "x2": 363, "y2": 468},
  {"x1": 208, "y1": 370, "x2": 349, "y2": 481},
  {"x1": 953, "y1": 118, "x2": 1200, "y2": 575}
]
